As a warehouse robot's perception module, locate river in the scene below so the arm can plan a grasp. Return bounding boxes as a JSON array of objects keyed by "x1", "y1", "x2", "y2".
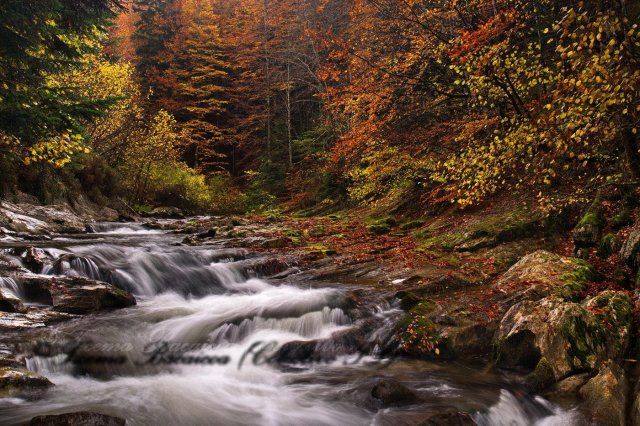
[{"x1": 0, "y1": 222, "x2": 586, "y2": 425}]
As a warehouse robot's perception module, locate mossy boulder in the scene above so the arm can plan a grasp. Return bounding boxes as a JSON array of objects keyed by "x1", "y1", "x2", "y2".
[
  {"x1": 620, "y1": 227, "x2": 640, "y2": 269},
  {"x1": 495, "y1": 290, "x2": 632, "y2": 381},
  {"x1": 0, "y1": 367, "x2": 53, "y2": 397},
  {"x1": 420, "y1": 208, "x2": 544, "y2": 253},
  {"x1": 598, "y1": 234, "x2": 622, "y2": 258},
  {"x1": 579, "y1": 362, "x2": 628, "y2": 426},
  {"x1": 495, "y1": 250, "x2": 597, "y2": 303}
]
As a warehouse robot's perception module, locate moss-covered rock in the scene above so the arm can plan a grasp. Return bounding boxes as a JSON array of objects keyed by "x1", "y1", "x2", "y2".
[
  {"x1": 495, "y1": 290, "x2": 631, "y2": 381},
  {"x1": 620, "y1": 227, "x2": 640, "y2": 269},
  {"x1": 495, "y1": 251, "x2": 597, "y2": 303},
  {"x1": 524, "y1": 357, "x2": 556, "y2": 392},
  {"x1": 0, "y1": 367, "x2": 53, "y2": 397},
  {"x1": 598, "y1": 233, "x2": 622, "y2": 258},
  {"x1": 579, "y1": 362, "x2": 628, "y2": 426}
]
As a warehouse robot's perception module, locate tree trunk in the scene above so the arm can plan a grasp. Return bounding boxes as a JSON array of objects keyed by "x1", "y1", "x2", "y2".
[{"x1": 286, "y1": 61, "x2": 292, "y2": 168}]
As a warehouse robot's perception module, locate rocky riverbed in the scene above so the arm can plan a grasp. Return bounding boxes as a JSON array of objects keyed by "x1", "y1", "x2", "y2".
[{"x1": 0, "y1": 200, "x2": 638, "y2": 425}]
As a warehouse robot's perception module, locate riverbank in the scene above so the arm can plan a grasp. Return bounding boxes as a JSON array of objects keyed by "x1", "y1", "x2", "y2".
[{"x1": 0, "y1": 198, "x2": 638, "y2": 425}]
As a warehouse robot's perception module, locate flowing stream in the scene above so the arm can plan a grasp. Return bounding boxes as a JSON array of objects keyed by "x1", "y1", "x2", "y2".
[{"x1": 0, "y1": 222, "x2": 586, "y2": 425}]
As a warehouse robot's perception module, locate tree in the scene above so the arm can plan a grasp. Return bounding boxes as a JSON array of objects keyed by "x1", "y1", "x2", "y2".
[
  {"x1": 0, "y1": 0, "x2": 122, "y2": 165},
  {"x1": 167, "y1": 0, "x2": 230, "y2": 172}
]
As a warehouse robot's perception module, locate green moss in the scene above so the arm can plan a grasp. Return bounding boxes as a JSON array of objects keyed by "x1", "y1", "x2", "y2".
[
  {"x1": 400, "y1": 219, "x2": 426, "y2": 231},
  {"x1": 597, "y1": 234, "x2": 621, "y2": 258},
  {"x1": 411, "y1": 229, "x2": 431, "y2": 239},
  {"x1": 396, "y1": 300, "x2": 436, "y2": 330},
  {"x1": 611, "y1": 208, "x2": 632, "y2": 230},
  {"x1": 368, "y1": 223, "x2": 391, "y2": 234},
  {"x1": 282, "y1": 228, "x2": 303, "y2": 238},
  {"x1": 560, "y1": 309, "x2": 604, "y2": 369},
  {"x1": 556, "y1": 260, "x2": 597, "y2": 301},
  {"x1": 577, "y1": 211, "x2": 604, "y2": 227},
  {"x1": 560, "y1": 292, "x2": 631, "y2": 371},
  {"x1": 306, "y1": 245, "x2": 337, "y2": 256},
  {"x1": 366, "y1": 216, "x2": 398, "y2": 234},
  {"x1": 525, "y1": 357, "x2": 556, "y2": 391}
]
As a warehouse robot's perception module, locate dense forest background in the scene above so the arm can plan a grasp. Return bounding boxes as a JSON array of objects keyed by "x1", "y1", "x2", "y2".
[{"x1": 0, "y1": 0, "x2": 638, "y2": 216}]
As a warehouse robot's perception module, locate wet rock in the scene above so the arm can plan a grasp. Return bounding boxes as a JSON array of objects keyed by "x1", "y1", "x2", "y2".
[
  {"x1": 495, "y1": 291, "x2": 632, "y2": 380},
  {"x1": 419, "y1": 412, "x2": 476, "y2": 426},
  {"x1": 273, "y1": 326, "x2": 370, "y2": 365},
  {"x1": 13, "y1": 276, "x2": 136, "y2": 315},
  {"x1": 49, "y1": 277, "x2": 136, "y2": 314},
  {"x1": 439, "y1": 321, "x2": 496, "y2": 361},
  {"x1": 196, "y1": 228, "x2": 217, "y2": 239},
  {"x1": 579, "y1": 362, "x2": 628, "y2": 426},
  {"x1": 29, "y1": 411, "x2": 126, "y2": 426},
  {"x1": 0, "y1": 310, "x2": 78, "y2": 330},
  {"x1": 0, "y1": 288, "x2": 25, "y2": 313},
  {"x1": 0, "y1": 367, "x2": 53, "y2": 397},
  {"x1": 370, "y1": 378, "x2": 420, "y2": 406},
  {"x1": 13, "y1": 246, "x2": 48, "y2": 273}
]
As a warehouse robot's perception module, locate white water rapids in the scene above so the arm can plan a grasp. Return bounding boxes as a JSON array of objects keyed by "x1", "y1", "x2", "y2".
[{"x1": 0, "y1": 222, "x2": 587, "y2": 425}]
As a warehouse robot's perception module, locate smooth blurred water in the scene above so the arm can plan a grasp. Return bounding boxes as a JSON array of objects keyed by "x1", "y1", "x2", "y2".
[{"x1": 0, "y1": 222, "x2": 586, "y2": 425}]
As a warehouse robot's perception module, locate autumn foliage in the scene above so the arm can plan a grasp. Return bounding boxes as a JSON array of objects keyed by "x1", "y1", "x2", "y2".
[{"x1": 0, "y1": 0, "x2": 638, "y2": 213}]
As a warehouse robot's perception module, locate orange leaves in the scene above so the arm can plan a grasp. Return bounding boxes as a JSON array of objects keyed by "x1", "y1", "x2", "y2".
[{"x1": 449, "y1": 8, "x2": 519, "y2": 63}]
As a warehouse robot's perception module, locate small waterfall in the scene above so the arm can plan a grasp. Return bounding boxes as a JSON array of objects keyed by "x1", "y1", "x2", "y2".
[
  {"x1": 209, "y1": 307, "x2": 351, "y2": 344},
  {"x1": 44, "y1": 245, "x2": 253, "y2": 297},
  {"x1": 473, "y1": 390, "x2": 584, "y2": 425},
  {"x1": 0, "y1": 277, "x2": 22, "y2": 299},
  {"x1": 88, "y1": 222, "x2": 160, "y2": 235}
]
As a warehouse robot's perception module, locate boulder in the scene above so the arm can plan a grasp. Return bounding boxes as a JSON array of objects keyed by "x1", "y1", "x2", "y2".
[
  {"x1": 0, "y1": 310, "x2": 78, "y2": 330},
  {"x1": 579, "y1": 362, "x2": 628, "y2": 426},
  {"x1": 495, "y1": 290, "x2": 632, "y2": 381},
  {"x1": 11, "y1": 246, "x2": 49, "y2": 273},
  {"x1": 49, "y1": 277, "x2": 136, "y2": 314},
  {"x1": 620, "y1": 227, "x2": 640, "y2": 268},
  {"x1": 196, "y1": 228, "x2": 217, "y2": 239},
  {"x1": 544, "y1": 373, "x2": 589, "y2": 399},
  {"x1": 14, "y1": 276, "x2": 136, "y2": 315},
  {"x1": 0, "y1": 367, "x2": 53, "y2": 397},
  {"x1": 29, "y1": 412, "x2": 125, "y2": 426},
  {"x1": 495, "y1": 250, "x2": 597, "y2": 303},
  {"x1": 573, "y1": 223, "x2": 600, "y2": 249},
  {"x1": 0, "y1": 287, "x2": 25, "y2": 313},
  {"x1": 370, "y1": 378, "x2": 420, "y2": 406},
  {"x1": 597, "y1": 234, "x2": 622, "y2": 258}
]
